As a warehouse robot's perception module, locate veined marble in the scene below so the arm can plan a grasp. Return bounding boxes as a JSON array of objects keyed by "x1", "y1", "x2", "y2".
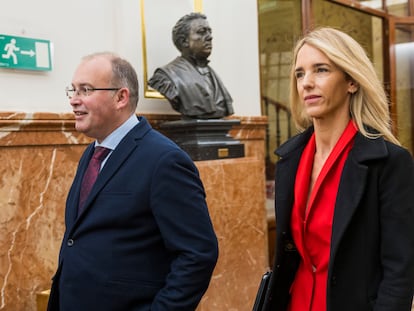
[{"x1": 0, "y1": 112, "x2": 268, "y2": 311}]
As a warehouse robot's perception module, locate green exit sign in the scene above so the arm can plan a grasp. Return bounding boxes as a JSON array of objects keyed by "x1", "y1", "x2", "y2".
[{"x1": 0, "y1": 34, "x2": 52, "y2": 71}]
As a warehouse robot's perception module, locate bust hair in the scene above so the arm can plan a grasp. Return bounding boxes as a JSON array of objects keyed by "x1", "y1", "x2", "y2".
[
  {"x1": 172, "y1": 12, "x2": 207, "y2": 51},
  {"x1": 289, "y1": 27, "x2": 399, "y2": 145}
]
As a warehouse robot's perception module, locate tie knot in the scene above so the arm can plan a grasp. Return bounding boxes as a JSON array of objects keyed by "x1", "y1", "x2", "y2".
[{"x1": 93, "y1": 147, "x2": 111, "y2": 161}]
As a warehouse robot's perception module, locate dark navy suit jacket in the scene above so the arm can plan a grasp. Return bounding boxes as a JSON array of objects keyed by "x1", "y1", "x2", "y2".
[{"x1": 47, "y1": 116, "x2": 218, "y2": 311}]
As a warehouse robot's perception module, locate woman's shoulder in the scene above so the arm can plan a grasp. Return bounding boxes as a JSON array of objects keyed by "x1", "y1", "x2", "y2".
[
  {"x1": 353, "y1": 132, "x2": 413, "y2": 167},
  {"x1": 275, "y1": 127, "x2": 313, "y2": 157}
]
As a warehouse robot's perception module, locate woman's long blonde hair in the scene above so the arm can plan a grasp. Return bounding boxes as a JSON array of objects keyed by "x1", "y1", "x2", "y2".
[{"x1": 289, "y1": 27, "x2": 400, "y2": 145}]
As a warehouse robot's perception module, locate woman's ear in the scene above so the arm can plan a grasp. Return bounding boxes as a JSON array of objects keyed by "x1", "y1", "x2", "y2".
[{"x1": 348, "y1": 81, "x2": 359, "y2": 94}]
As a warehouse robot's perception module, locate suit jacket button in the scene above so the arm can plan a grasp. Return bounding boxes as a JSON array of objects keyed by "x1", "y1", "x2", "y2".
[{"x1": 67, "y1": 239, "x2": 74, "y2": 246}]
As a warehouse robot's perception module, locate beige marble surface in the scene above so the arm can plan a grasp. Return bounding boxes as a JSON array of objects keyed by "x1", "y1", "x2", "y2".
[
  {"x1": 0, "y1": 112, "x2": 268, "y2": 311},
  {"x1": 196, "y1": 157, "x2": 268, "y2": 310}
]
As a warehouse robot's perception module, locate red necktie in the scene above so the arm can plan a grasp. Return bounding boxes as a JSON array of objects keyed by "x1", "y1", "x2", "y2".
[{"x1": 78, "y1": 147, "x2": 111, "y2": 212}]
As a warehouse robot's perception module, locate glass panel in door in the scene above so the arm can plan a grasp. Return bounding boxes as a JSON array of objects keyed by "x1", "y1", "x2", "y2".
[
  {"x1": 257, "y1": 0, "x2": 302, "y2": 180},
  {"x1": 391, "y1": 20, "x2": 414, "y2": 154}
]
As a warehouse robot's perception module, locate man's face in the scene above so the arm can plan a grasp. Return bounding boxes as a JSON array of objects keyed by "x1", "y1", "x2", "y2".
[
  {"x1": 186, "y1": 18, "x2": 212, "y2": 60},
  {"x1": 69, "y1": 56, "x2": 120, "y2": 142}
]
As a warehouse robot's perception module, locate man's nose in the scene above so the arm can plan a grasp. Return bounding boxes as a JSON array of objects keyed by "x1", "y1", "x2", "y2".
[{"x1": 69, "y1": 96, "x2": 81, "y2": 106}]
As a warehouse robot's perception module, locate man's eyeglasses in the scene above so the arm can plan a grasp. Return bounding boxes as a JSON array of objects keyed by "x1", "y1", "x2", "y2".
[{"x1": 65, "y1": 86, "x2": 121, "y2": 99}]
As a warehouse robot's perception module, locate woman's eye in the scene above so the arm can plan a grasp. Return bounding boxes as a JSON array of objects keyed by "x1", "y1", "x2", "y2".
[{"x1": 295, "y1": 72, "x2": 304, "y2": 79}]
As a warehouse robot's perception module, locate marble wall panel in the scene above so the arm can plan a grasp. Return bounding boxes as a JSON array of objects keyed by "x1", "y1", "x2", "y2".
[
  {"x1": 0, "y1": 112, "x2": 91, "y2": 311},
  {"x1": 0, "y1": 112, "x2": 267, "y2": 311},
  {"x1": 196, "y1": 157, "x2": 268, "y2": 310},
  {"x1": 0, "y1": 145, "x2": 81, "y2": 311}
]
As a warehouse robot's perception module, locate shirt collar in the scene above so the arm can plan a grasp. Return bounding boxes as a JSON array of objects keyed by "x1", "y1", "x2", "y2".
[{"x1": 95, "y1": 114, "x2": 139, "y2": 150}]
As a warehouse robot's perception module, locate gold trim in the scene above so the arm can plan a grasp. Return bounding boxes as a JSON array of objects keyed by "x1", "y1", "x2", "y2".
[
  {"x1": 140, "y1": 0, "x2": 203, "y2": 98},
  {"x1": 194, "y1": 0, "x2": 203, "y2": 12},
  {"x1": 140, "y1": 0, "x2": 152, "y2": 98}
]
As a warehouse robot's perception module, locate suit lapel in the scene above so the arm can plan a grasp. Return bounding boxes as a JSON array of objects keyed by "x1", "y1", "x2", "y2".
[
  {"x1": 69, "y1": 116, "x2": 152, "y2": 228},
  {"x1": 78, "y1": 138, "x2": 137, "y2": 217},
  {"x1": 66, "y1": 144, "x2": 95, "y2": 225}
]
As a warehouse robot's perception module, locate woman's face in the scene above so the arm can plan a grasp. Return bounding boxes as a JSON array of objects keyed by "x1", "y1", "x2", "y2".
[{"x1": 294, "y1": 44, "x2": 357, "y2": 123}]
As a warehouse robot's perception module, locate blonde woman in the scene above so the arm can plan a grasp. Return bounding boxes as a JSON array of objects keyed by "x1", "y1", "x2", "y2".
[{"x1": 264, "y1": 27, "x2": 414, "y2": 311}]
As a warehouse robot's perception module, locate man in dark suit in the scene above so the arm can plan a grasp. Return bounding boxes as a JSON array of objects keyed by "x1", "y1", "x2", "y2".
[
  {"x1": 148, "y1": 12, "x2": 234, "y2": 119},
  {"x1": 47, "y1": 52, "x2": 219, "y2": 311}
]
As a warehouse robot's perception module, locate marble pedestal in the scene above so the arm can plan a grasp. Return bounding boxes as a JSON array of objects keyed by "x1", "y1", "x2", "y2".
[{"x1": 160, "y1": 119, "x2": 245, "y2": 161}]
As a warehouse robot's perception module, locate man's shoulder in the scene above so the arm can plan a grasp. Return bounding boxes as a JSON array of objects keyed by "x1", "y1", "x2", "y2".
[{"x1": 132, "y1": 119, "x2": 182, "y2": 151}]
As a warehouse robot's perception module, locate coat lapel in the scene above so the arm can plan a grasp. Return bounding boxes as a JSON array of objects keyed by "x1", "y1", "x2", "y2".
[
  {"x1": 275, "y1": 129, "x2": 389, "y2": 255},
  {"x1": 275, "y1": 128, "x2": 312, "y2": 233},
  {"x1": 329, "y1": 157, "x2": 367, "y2": 258},
  {"x1": 330, "y1": 132, "x2": 388, "y2": 257}
]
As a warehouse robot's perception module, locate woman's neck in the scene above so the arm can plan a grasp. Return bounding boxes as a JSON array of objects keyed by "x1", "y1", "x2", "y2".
[{"x1": 313, "y1": 116, "x2": 351, "y2": 160}]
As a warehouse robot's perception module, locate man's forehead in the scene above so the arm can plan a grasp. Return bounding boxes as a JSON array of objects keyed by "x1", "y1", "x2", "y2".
[{"x1": 72, "y1": 58, "x2": 111, "y2": 84}]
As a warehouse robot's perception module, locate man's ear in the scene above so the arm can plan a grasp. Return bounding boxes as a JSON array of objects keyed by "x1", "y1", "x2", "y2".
[
  {"x1": 182, "y1": 38, "x2": 189, "y2": 48},
  {"x1": 116, "y1": 88, "x2": 130, "y2": 109}
]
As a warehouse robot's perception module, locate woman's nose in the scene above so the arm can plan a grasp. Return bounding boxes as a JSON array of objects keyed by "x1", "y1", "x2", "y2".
[{"x1": 301, "y1": 72, "x2": 314, "y2": 88}]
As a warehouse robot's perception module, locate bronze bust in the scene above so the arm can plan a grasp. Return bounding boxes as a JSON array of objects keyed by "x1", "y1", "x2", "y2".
[{"x1": 148, "y1": 12, "x2": 234, "y2": 119}]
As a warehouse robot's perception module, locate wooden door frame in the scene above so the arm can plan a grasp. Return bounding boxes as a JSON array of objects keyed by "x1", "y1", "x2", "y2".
[{"x1": 388, "y1": 16, "x2": 414, "y2": 143}]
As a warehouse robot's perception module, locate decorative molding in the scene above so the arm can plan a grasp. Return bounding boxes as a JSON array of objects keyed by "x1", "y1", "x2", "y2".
[
  {"x1": 140, "y1": 0, "x2": 203, "y2": 99},
  {"x1": 0, "y1": 112, "x2": 267, "y2": 146}
]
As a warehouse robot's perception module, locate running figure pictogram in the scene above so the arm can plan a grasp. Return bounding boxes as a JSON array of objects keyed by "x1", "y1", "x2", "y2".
[{"x1": 2, "y1": 38, "x2": 19, "y2": 64}]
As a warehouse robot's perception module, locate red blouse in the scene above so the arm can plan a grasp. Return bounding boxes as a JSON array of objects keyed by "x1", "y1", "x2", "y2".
[{"x1": 288, "y1": 121, "x2": 357, "y2": 311}]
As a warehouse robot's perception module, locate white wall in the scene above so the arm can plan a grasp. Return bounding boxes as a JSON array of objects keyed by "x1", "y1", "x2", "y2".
[{"x1": 0, "y1": 0, "x2": 261, "y2": 116}]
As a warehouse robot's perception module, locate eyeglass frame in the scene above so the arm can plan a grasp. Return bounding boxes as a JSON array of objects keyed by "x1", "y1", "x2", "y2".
[{"x1": 65, "y1": 85, "x2": 122, "y2": 99}]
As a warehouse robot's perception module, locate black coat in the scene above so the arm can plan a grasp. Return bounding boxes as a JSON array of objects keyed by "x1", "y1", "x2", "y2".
[{"x1": 265, "y1": 128, "x2": 414, "y2": 311}]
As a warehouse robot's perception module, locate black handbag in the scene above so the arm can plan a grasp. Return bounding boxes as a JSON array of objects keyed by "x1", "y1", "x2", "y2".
[{"x1": 252, "y1": 270, "x2": 272, "y2": 311}]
